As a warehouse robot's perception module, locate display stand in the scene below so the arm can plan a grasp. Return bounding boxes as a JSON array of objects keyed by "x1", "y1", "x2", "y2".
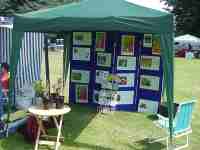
[{"x1": 69, "y1": 32, "x2": 163, "y2": 112}]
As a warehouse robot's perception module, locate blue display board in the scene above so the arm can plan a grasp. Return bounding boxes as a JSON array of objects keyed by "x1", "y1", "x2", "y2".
[{"x1": 69, "y1": 31, "x2": 163, "y2": 112}]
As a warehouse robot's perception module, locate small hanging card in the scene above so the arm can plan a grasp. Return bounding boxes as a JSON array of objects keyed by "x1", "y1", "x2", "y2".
[
  {"x1": 73, "y1": 32, "x2": 92, "y2": 45},
  {"x1": 117, "y1": 73, "x2": 135, "y2": 87},
  {"x1": 140, "y1": 56, "x2": 160, "y2": 71},
  {"x1": 143, "y1": 34, "x2": 153, "y2": 48},
  {"x1": 72, "y1": 47, "x2": 90, "y2": 61},
  {"x1": 121, "y1": 35, "x2": 135, "y2": 55},
  {"x1": 152, "y1": 34, "x2": 161, "y2": 55},
  {"x1": 76, "y1": 84, "x2": 88, "y2": 103},
  {"x1": 140, "y1": 75, "x2": 160, "y2": 91},
  {"x1": 116, "y1": 91, "x2": 134, "y2": 104},
  {"x1": 117, "y1": 56, "x2": 136, "y2": 70},
  {"x1": 71, "y1": 70, "x2": 90, "y2": 83},
  {"x1": 97, "y1": 52, "x2": 112, "y2": 67},
  {"x1": 138, "y1": 99, "x2": 159, "y2": 114},
  {"x1": 96, "y1": 32, "x2": 106, "y2": 51}
]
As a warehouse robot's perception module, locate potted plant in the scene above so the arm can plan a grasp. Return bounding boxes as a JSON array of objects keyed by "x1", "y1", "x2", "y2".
[{"x1": 33, "y1": 80, "x2": 49, "y2": 109}]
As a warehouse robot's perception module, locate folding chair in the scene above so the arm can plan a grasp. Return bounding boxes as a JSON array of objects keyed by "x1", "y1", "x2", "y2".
[{"x1": 149, "y1": 100, "x2": 196, "y2": 150}]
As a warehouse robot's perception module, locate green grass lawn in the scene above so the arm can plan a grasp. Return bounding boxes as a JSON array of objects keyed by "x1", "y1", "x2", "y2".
[{"x1": 0, "y1": 58, "x2": 200, "y2": 150}]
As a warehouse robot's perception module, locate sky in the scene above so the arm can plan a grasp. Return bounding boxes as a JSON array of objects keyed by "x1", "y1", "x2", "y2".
[{"x1": 126, "y1": 0, "x2": 169, "y2": 12}]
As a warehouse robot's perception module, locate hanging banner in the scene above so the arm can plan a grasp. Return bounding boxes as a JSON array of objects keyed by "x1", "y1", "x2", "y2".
[
  {"x1": 96, "y1": 32, "x2": 106, "y2": 51},
  {"x1": 76, "y1": 84, "x2": 88, "y2": 103},
  {"x1": 121, "y1": 35, "x2": 135, "y2": 56}
]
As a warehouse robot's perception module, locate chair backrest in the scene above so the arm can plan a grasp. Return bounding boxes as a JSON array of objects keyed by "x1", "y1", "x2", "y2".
[{"x1": 174, "y1": 100, "x2": 196, "y2": 134}]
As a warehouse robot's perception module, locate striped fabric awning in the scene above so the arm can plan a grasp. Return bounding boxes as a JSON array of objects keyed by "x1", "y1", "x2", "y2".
[{"x1": 0, "y1": 26, "x2": 44, "y2": 89}]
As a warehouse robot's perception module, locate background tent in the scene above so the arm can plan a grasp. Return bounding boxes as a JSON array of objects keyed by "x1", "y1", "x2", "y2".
[
  {"x1": 174, "y1": 34, "x2": 200, "y2": 51},
  {"x1": 9, "y1": 0, "x2": 174, "y2": 145},
  {"x1": 0, "y1": 17, "x2": 44, "y2": 89}
]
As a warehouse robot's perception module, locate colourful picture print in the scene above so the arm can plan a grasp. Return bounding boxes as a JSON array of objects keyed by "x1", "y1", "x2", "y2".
[
  {"x1": 73, "y1": 32, "x2": 92, "y2": 45},
  {"x1": 73, "y1": 47, "x2": 90, "y2": 61},
  {"x1": 97, "y1": 53, "x2": 112, "y2": 67},
  {"x1": 96, "y1": 32, "x2": 106, "y2": 51},
  {"x1": 152, "y1": 34, "x2": 161, "y2": 55},
  {"x1": 96, "y1": 70, "x2": 109, "y2": 83},
  {"x1": 117, "y1": 56, "x2": 136, "y2": 70},
  {"x1": 138, "y1": 99, "x2": 159, "y2": 114},
  {"x1": 117, "y1": 73, "x2": 135, "y2": 87},
  {"x1": 140, "y1": 75, "x2": 160, "y2": 91},
  {"x1": 121, "y1": 35, "x2": 135, "y2": 55},
  {"x1": 116, "y1": 91, "x2": 134, "y2": 104},
  {"x1": 71, "y1": 70, "x2": 90, "y2": 83},
  {"x1": 140, "y1": 56, "x2": 160, "y2": 70},
  {"x1": 76, "y1": 84, "x2": 88, "y2": 103},
  {"x1": 143, "y1": 34, "x2": 152, "y2": 48}
]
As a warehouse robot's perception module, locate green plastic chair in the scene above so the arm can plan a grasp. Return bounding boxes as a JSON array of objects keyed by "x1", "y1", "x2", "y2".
[{"x1": 150, "y1": 100, "x2": 196, "y2": 150}]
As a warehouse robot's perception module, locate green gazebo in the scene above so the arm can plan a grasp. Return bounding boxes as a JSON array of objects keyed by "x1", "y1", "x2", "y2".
[{"x1": 9, "y1": 0, "x2": 174, "y2": 146}]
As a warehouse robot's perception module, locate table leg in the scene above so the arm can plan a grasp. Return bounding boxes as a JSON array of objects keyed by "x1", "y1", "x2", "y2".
[
  {"x1": 52, "y1": 117, "x2": 59, "y2": 129},
  {"x1": 35, "y1": 118, "x2": 41, "y2": 150},
  {"x1": 55, "y1": 115, "x2": 63, "y2": 150}
]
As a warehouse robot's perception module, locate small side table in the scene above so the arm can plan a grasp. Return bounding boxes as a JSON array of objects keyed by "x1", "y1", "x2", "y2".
[{"x1": 28, "y1": 106, "x2": 71, "y2": 150}]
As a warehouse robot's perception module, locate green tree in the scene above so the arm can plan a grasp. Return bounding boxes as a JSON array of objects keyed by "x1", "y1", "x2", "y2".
[
  {"x1": 172, "y1": 0, "x2": 200, "y2": 37},
  {"x1": 0, "y1": 0, "x2": 79, "y2": 16},
  {"x1": 163, "y1": 0, "x2": 200, "y2": 36}
]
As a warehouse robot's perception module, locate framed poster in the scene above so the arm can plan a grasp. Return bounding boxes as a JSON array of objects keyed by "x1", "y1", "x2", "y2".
[
  {"x1": 73, "y1": 32, "x2": 92, "y2": 45},
  {"x1": 71, "y1": 70, "x2": 90, "y2": 83},
  {"x1": 138, "y1": 99, "x2": 159, "y2": 114},
  {"x1": 152, "y1": 34, "x2": 161, "y2": 55},
  {"x1": 117, "y1": 73, "x2": 135, "y2": 87},
  {"x1": 116, "y1": 91, "x2": 134, "y2": 104},
  {"x1": 143, "y1": 34, "x2": 152, "y2": 48},
  {"x1": 97, "y1": 52, "x2": 112, "y2": 67},
  {"x1": 96, "y1": 32, "x2": 106, "y2": 51},
  {"x1": 117, "y1": 56, "x2": 136, "y2": 70},
  {"x1": 72, "y1": 47, "x2": 90, "y2": 61},
  {"x1": 121, "y1": 35, "x2": 135, "y2": 55},
  {"x1": 140, "y1": 56, "x2": 160, "y2": 71},
  {"x1": 76, "y1": 84, "x2": 88, "y2": 103},
  {"x1": 96, "y1": 70, "x2": 109, "y2": 83},
  {"x1": 140, "y1": 75, "x2": 160, "y2": 91}
]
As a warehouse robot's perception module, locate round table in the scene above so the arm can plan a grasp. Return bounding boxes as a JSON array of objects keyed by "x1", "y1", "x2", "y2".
[{"x1": 28, "y1": 106, "x2": 71, "y2": 150}]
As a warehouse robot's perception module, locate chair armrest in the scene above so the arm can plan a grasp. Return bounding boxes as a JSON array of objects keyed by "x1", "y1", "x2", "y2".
[
  {"x1": 155, "y1": 114, "x2": 170, "y2": 128},
  {"x1": 157, "y1": 114, "x2": 169, "y2": 121}
]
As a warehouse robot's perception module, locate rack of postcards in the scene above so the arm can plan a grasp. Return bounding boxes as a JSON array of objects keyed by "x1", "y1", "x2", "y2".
[{"x1": 69, "y1": 31, "x2": 163, "y2": 112}]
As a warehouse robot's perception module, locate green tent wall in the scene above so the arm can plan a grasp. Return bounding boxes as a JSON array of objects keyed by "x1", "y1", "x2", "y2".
[{"x1": 9, "y1": 0, "x2": 174, "y2": 146}]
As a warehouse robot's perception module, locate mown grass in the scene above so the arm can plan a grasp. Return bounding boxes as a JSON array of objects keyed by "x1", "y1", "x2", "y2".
[{"x1": 0, "y1": 58, "x2": 199, "y2": 150}]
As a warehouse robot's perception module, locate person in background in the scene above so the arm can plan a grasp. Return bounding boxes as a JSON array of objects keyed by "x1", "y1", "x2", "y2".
[
  {"x1": 0, "y1": 63, "x2": 9, "y2": 97},
  {"x1": 188, "y1": 43, "x2": 192, "y2": 52}
]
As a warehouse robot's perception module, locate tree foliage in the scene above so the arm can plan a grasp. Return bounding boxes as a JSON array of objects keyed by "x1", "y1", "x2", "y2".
[
  {"x1": 172, "y1": 0, "x2": 200, "y2": 37},
  {"x1": 0, "y1": 0, "x2": 79, "y2": 16}
]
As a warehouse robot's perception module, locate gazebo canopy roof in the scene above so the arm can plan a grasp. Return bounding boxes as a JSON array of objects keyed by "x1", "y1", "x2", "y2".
[{"x1": 13, "y1": 0, "x2": 173, "y2": 33}]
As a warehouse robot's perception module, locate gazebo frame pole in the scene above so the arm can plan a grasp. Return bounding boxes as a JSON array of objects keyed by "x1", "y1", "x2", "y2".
[{"x1": 44, "y1": 34, "x2": 50, "y2": 95}]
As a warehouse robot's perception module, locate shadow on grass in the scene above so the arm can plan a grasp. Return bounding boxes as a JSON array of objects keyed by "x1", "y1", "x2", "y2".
[
  {"x1": 1, "y1": 104, "x2": 109, "y2": 150},
  {"x1": 127, "y1": 139, "x2": 166, "y2": 150},
  {"x1": 62, "y1": 104, "x2": 97, "y2": 141},
  {"x1": 146, "y1": 114, "x2": 158, "y2": 121}
]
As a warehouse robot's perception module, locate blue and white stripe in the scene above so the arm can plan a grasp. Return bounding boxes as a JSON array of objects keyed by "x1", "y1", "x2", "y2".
[{"x1": 0, "y1": 26, "x2": 44, "y2": 89}]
